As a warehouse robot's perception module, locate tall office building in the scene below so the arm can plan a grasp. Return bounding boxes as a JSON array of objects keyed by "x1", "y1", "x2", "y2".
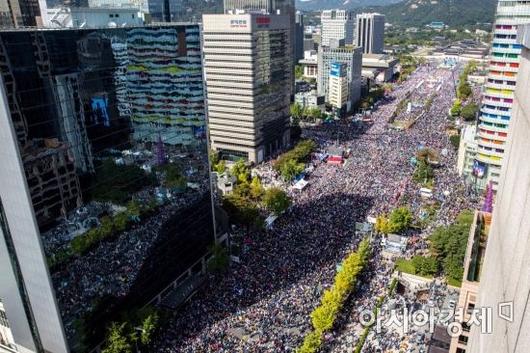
[
  {"x1": 466, "y1": 24, "x2": 530, "y2": 353},
  {"x1": 203, "y1": 13, "x2": 292, "y2": 163},
  {"x1": 0, "y1": 25, "x2": 215, "y2": 353},
  {"x1": 355, "y1": 13, "x2": 385, "y2": 54},
  {"x1": 0, "y1": 0, "x2": 46, "y2": 27},
  {"x1": 328, "y1": 62, "x2": 348, "y2": 110},
  {"x1": 463, "y1": 0, "x2": 530, "y2": 191},
  {"x1": 224, "y1": 0, "x2": 296, "y2": 69},
  {"x1": 317, "y1": 45, "x2": 362, "y2": 112},
  {"x1": 224, "y1": 0, "x2": 293, "y2": 15},
  {"x1": 0, "y1": 0, "x2": 22, "y2": 27},
  {"x1": 320, "y1": 9, "x2": 354, "y2": 47}
]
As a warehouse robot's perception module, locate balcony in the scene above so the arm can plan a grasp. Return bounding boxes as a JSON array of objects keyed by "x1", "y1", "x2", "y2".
[
  {"x1": 478, "y1": 138, "x2": 506, "y2": 150},
  {"x1": 493, "y1": 28, "x2": 518, "y2": 36},
  {"x1": 496, "y1": 6, "x2": 530, "y2": 18},
  {"x1": 491, "y1": 47, "x2": 522, "y2": 55},
  {"x1": 481, "y1": 97, "x2": 513, "y2": 108},
  {"x1": 477, "y1": 145, "x2": 505, "y2": 158},
  {"x1": 478, "y1": 123, "x2": 509, "y2": 133},
  {"x1": 479, "y1": 112, "x2": 510, "y2": 124},
  {"x1": 485, "y1": 81, "x2": 517, "y2": 91},
  {"x1": 477, "y1": 129, "x2": 507, "y2": 142},
  {"x1": 488, "y1": 62, "x2": 519, "y2": 73},
  {"x1": 492, "y1": 37, "x2": 517, "y2": 45},
  {"x1": 484, "y1": 88, "x2": 514, "y2": 99},
  {"x1": 475, "y1": 153, "x2": 503, "y2": 166}
]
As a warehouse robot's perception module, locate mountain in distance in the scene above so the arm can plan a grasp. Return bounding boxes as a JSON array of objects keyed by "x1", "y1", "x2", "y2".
[
  {"x1": 361, "y1": 0, "x2": 498, "y2": 27},
  {"x1": 296, "y1": 0, "x2": 402, "y2": 11}
]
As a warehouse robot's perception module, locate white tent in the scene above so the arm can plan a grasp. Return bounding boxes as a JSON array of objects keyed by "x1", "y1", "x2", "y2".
[{"x1": 293, "y1": 179, "x2": 309, "y2": 191}]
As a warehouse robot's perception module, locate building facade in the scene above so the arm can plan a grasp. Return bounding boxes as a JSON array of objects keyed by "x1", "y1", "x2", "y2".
[
  {"x1": 328, "y1": 62, "x2": 348, "y2": 110},
  {"x1": 294, "y1": 90, "x2": 323, "y2": 109},
  {"x1": 467, "y1": 24, "x2": 530, "y2": 353},
  {"x1": 45, "y1": 7, "x2": 144, "y2": 28},
  {"x1": 464, "y1": 0, "x2": 530, "y2": 190},
  {"x1": 457, "y1": 124, "x2": 478, "y2": 177},
  {"x1": 355, "y1": 13, "x2": 385, "y2": 54},
  {"x1": 317, "y1": 45, "x2": 362, "y2": 111},
  {"x1": 299, "y1": 49, "x2": 317, "y2": 78},
  {"x1": 223, "y1": 0, "x2": 292, "y2": 14},
  {"x1": 0, "y1": 25, "x2": 215, "y2": 353},
  {"x1": 320, "y1": 9, "x2": 354, "y2": 47},
  {"x1": 203, "y1": 13, "x2": 292, "y2": 163}
]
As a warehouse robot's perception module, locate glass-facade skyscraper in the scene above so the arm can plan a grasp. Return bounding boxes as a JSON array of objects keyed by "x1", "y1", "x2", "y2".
[
  {"x1": 0, "y1": 25, "x2": 215, "y2": 353},
  {"x1": 469, "y1": 0, "x2": 530, "y2": 190}
]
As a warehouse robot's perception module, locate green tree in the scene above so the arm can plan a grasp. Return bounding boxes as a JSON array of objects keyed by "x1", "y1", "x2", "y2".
[
  {"x1": 450, "y1": 99, "x2": 462, "y2": 117},
  {"x1": 461, "y1": 103, "x2": 479, "y2": 121},
  {"x1": 209, "y1": 150, "x2": 219, "y2": 167},
  {"x1": 413, "y1": 160, "x2": 434, "y2": 185},
  {"x1": 102, "y1": 323, "x2": 132, "y2": 353},
  {"x1": 295, "y1": 65, "x2": 304, "y2": 80},
  {"x1": 297, "y1": 330, "x2": 322, "y2": 353},
  {"x1": 388, "y1": 207, "x2": 414, "y2": 233},
  {"x1": 140, "y1": 312, "x2": 159, "y2": 346},
  {"x1": 429, "y1": 210, "x2": 473, "y2": 282},
  {"x1": 411, "y1": 256, "x2": 438, "y2": 276},
  {"x1": 290, "y1": 102, "x2": 304, "y2": 120},
  {"x1": 280, "y1": 159, "x2": 305, "y2": 181},
  {"x1": 207, "y1": 243, "x2": 230, "y2": 273},
  {"x1": 223, "y1": 193, "x2": 261, "y2": 228},
  {"x1": 375, "y1": 215, "x2": 392, "y2": 235},
  {"x1": 113, "y1": 212, "x2": 128, "y2": 232},
  {"x1": 458, "y1": 81, "x2": 472, "y2": 100},
  {"x1": 250, "y1": 176, "x2": 264, "y2": 200},
  {"x1": 450, "y1": 135, "x2": 461, "y2": 149},
  {"x1": 231, "y1": 159, "x2": 250, "y2": 184},
  {"x1": 214, "y1": 160, "x2": 227, "y2": 174},
  {"x1": 126, "y1": 200, "x2": 141, "y2": 218},
  {"x1": 263, "y1": 188, "x2": 291, "y2": 214}
]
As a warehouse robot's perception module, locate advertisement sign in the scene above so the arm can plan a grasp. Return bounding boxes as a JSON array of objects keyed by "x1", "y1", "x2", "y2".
[
  {"x1": 472, "y1": 160, "x2": 487, "y2": 179},
  {"x1": 230, "y1": 19, "x2": 247, "y2": 28}
]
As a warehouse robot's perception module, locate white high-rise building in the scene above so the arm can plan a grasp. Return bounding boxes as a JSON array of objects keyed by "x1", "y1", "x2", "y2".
[
  {"x1": 320, "y1": 9, "x2": 354, "y2": 47},
  {"x1": 203, "y1": 13, "x2": 292, "y2": 163},
  {"x1": 462, "y1": 0, "x2": 530, "y2": 191},
  {"x1": 328, "y1": 62, "x2": 348, "y2": 110},
  {"x1": 355, "y1": 13, "x2": 385, "y2": 54}
]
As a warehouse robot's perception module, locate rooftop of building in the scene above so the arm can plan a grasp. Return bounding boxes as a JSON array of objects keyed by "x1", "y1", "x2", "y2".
[
  {"x1": 0, "y1": 22, "x2": 199, "y2": 32},
  {"x1": 362, "y1": 53, "x2": 399, "y2": 67}
]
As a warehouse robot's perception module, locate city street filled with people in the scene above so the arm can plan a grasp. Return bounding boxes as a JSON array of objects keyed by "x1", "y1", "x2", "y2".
[{"x1": 152, "y1": 61, "x2": 479, "y2": 352}]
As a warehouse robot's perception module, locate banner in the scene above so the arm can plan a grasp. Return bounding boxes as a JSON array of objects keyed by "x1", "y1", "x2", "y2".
[{"x1": 472, "y1": 160, "x2": 487, "y2": 179}]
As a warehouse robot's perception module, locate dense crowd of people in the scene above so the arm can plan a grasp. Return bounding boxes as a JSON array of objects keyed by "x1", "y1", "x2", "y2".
[{"x1": 152, "y1": 62, "x2": 479, "y2": 352}]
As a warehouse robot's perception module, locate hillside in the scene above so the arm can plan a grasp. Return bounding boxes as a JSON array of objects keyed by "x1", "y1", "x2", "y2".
[{"x1": 373, "y1": 0, "x2": 497, "y2": 27}]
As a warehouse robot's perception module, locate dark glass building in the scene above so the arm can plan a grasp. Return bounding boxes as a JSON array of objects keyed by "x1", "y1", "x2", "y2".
[{"x1": 0, "y1": 25, "x2": 215, "y2": 353}]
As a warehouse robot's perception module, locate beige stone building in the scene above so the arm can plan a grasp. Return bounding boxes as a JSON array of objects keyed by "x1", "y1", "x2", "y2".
[{"x1": 203, "y1": 13, "x2": 292, "y2": 163}]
